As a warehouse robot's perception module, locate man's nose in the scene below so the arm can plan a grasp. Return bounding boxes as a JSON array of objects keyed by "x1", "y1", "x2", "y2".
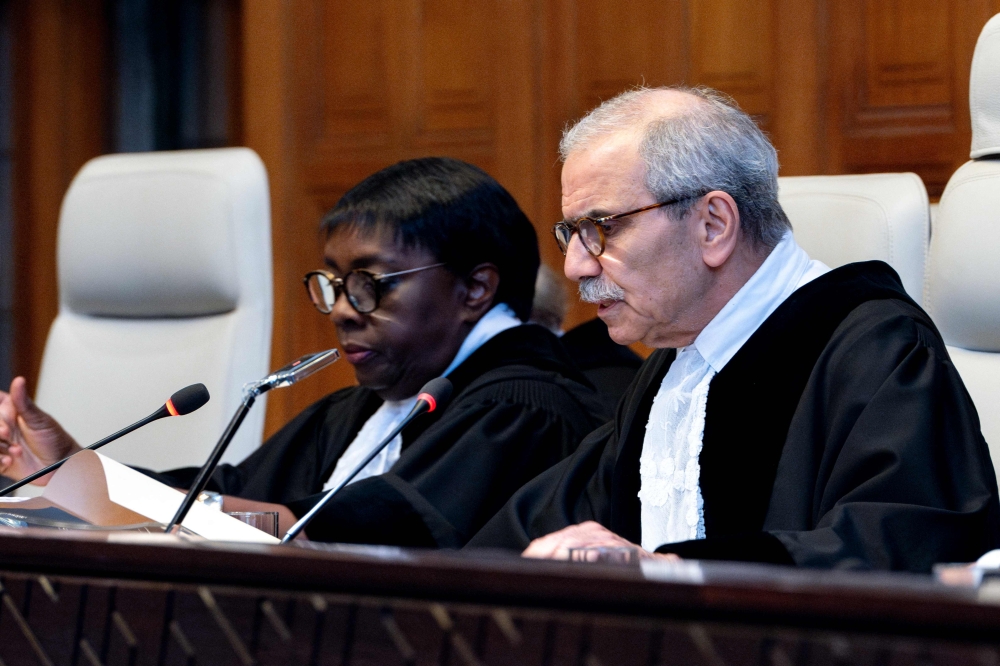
[{"x1": 563, "y1": 234, "x2": 603, "y2": 282}]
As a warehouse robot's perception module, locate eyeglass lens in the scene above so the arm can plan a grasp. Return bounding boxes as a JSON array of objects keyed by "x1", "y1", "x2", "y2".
[
  {"x1": 306, "y1": 274, "x2": 336, "y2": 313},
  {"x1": 555, "y1": 220, "x2": 605, "y2": 256},
  {"x1": 344, "y1": 272, "x2": 377, "y2": 312},
  {"x1": 305, "y1": 272, "x2": 380, "y2": 314}
]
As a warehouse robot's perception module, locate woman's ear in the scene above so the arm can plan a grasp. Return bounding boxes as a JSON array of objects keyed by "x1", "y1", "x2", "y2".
[{"x1": 462, "y1": 263, "x2": 500, "y2": 321}]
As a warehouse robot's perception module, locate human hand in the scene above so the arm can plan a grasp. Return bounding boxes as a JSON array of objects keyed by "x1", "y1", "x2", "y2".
[
  {"x1": 0, "y1": 377, "x2": 82, "y2": 484},
  {"x1": 521, "y1": 520, "x2": 680, "y2": 561}
]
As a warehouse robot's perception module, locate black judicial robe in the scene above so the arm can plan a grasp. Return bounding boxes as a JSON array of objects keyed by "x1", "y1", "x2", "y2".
[
  {"x1": 153, "y1": 325, "x2": 609, "y2": 548},
  {"x1": 468, "y1": 262, "x2": 1000, "y2": 572},
  {"x1": 561, "y1": 318, "x2": 643, "y2": 409}
]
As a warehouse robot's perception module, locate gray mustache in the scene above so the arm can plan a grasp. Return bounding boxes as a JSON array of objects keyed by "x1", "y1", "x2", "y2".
[{"x1": 578, "y1": 275, "x2": 626, "y2": 303}]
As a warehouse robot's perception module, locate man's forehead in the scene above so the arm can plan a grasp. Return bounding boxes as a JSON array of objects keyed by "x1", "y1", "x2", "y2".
[
  {"x1": 559, "y1": 90, "x2": 704, "y2": 214},
  {"x1": 560, "y1": 133, "x2": 647, "y2": 216}
]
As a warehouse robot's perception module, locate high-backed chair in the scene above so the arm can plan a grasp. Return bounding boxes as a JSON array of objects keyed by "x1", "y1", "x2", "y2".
[
  {"x1": 925, "y1": 13, "x2": 1000, "y2": 477},
  {"x1": 35, "y1": 148, "x2": 273, "y2": 472},
  {"x1": 778, "y1": 173, "x2": 930, "y2": 305}
]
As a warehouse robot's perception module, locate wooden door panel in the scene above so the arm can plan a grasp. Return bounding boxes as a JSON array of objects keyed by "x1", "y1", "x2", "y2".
[
  {"x1": 690, "y1": 0, "x2": 774, "y2": 123},
  {"x1": 864, "y1": 0, "x2": 951, "y2": 109},
  {"x1": 418, "y1": 0, "x2": 493, "y2": 137},
  {"x1": 827, "y1": 0, "x2": 997, "y2": 196},
  {"x1": 573, "y1": 0, "x2": 685, "y2": 107}
]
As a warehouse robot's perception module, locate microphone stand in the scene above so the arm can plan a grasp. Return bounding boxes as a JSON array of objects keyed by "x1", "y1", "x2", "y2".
[
  {"x1": 1, "y1": 382, "x2": 209, "y2": 497},
  {"x1": 280, "y1": 407, "x2": 423, "y2": 543},
  {"x1": 165, "y1": 349, "x2": 339, "y2": 534},
  {"x1": 164, "y1": 392, "x2": 257, "y2": 534},
  {"x1": 1, "y1": 411, "x2": 166, "y2": 496}
]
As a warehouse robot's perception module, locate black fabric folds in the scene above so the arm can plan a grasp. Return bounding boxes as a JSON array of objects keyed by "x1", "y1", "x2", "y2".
[
  {"x1": 561, "y1": 318, "x2": 643, "y2": 410},
  {"x1": 468, "y1": 262, "x2": 1000, "y2": 572}
]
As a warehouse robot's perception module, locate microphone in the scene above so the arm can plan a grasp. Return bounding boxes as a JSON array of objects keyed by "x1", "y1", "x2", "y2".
[
  {"x1": 280, "y1": 377, "x2": 453, "y2": 543},
  {"x1": 0, "y1": 384, "x2": 210, "y2": 496},
  {"x1": 165, "y1": 349, "x2": 340, "y2": 534},
  {"x1": 242, "y1": 348, "x2": 342, "y2": 395}
]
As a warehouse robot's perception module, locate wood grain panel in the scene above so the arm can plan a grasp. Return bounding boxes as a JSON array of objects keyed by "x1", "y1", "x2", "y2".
[
  {"x1": 573, "y1": 0, "x2": 686, "y2": 109},
  {"x1": 418, "y1": 0, "x2": 492, "y2": 138},
  {"x1": 320, "y1": 1, "x2": 392, "y2": 138},
  {"x1": 826, "y1": 0, "x2": 995, "y2": 196},
  {"x1": 10, "y1": 1, "x2": 108, "y2": 392},
  {"x1": 690, "y1": 0, "x2": 774, "y2": 124},
  {"x1": 865, "y1": 0, "x2": 950, "y2": 109}
]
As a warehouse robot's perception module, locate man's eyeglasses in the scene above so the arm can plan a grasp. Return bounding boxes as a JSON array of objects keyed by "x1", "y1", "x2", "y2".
[
  {"x1": 303, "y1": 263, "x2": 445, "y2": 314},
  {"x1": 552, "y1": 194, "x2": 706, "y2": 257}
]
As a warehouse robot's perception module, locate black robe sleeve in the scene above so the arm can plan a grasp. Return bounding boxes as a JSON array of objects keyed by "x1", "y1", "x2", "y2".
[
  {"x1": 661, "y1": 300, "x2": 999, "y2": 571},
  {"x1": 287, "y1": 374, "x2": 606, "y2": 548}
]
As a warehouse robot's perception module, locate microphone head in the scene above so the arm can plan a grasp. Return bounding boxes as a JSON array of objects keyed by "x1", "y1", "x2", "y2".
[
  {"x1": 244, "y1": 348, "x2": 340, "y2": 395},
  {"x1": 416, "y1": 377, "x2": 453, "y2": 414},
  {"x1": 165, "y1": 383, "x2": 211, "y2": 416}
]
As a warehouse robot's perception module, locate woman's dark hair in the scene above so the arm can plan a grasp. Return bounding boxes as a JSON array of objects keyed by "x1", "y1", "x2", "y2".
[{"x1": 321, "y1": 157, "x2": 539, "y2": 321}]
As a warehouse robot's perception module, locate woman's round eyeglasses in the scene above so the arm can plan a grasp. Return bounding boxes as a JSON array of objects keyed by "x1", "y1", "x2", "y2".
[
  {"x1": 552, "y1": 194, "x2": 705, "y2": 257},
  {"x1": 303, "y1": 263, "x2": 445, "y2": 314}
]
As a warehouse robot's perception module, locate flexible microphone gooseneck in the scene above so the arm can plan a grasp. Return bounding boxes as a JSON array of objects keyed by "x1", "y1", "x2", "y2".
[
  {"x1": 0, "y1": 383, "x2": 211, "y2": 497},
  {"x1": 280, "y1": 377, "x2": 453, "y2": 544},
  {"x1": 165, "y1": 349, "x2": 340, "y2": 534}
]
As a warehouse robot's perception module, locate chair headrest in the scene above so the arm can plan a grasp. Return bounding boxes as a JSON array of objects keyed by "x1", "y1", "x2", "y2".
[
  {"x1": 925, "y1": 159, "x2": 1000, "y2": 351},
  {"x1": 778, "y1": 173, "x2": 929, "y2": 304},
  {"x1": 971, "y1": 14, "x2": 1000, "y2": 158},
  {"x1": 59, "y1": 148, "x2": 270, "y2": 317}
]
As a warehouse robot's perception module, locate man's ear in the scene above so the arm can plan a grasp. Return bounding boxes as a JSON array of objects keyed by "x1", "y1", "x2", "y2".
[
  {"x1": 462, "y1": 263, "x2": 501, "y2": 321},
  {"x1": 698, "y1": 191, "x2": 740, "y2": 269}
]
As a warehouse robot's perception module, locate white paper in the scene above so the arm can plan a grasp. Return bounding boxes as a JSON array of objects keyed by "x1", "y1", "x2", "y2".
[
  {"x1": 96, "y1": 453, "x2": 279, "y2": 544},
  {"x1": 640, "y1": 559, "x2": 705, "y2": 583},
  {"x1": 978, "y1": 549, "x2": 1000, "y2": 568}
]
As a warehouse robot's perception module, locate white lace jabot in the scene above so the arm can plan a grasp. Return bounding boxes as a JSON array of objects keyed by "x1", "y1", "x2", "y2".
[
  {"x1": 638, "y1": 233, "x2": 829, "y2": 551},
  {"x1": 323, "y1": 303, "x2": 521, "y2": 491}
]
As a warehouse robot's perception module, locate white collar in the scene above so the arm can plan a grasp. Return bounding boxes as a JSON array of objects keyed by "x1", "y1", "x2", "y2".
[
  {"x1": 692, "y1": 232, "x2": 829, "y2": 373},
  {"x1": 440, "y1": 302, "x2": 522, "y2": 377}
]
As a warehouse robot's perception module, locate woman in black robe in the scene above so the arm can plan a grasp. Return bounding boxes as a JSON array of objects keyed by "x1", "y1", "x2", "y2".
[{"x1": 0, "y1": 158, "x2": 608, "y2": 547}]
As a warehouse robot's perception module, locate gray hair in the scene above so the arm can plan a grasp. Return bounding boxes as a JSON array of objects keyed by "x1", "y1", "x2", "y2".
[{"x1": 559, "y1": 86, "x2": 790, "y2": 248}]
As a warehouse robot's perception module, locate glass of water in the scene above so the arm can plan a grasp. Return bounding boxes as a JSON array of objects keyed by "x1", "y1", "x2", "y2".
[{"x1": 226, "y1": 511, "x2": 279, "y2": 538}]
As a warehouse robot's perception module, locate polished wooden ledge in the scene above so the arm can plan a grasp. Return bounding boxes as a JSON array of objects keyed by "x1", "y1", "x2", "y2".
[{"x1": 0, "y1": 527, "x2": 993, "y2": 642}]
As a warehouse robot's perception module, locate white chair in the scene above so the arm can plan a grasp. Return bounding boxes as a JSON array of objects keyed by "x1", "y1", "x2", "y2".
[
  {"x1": 925, "y1": 13, "x2": 1000, "y2": 478},
  {"x1": 34, "y1": 148, "x2": 273, "y2": 472},
  {"x1": 778, "y1": 173, "x2": 930, "y2": 305}
]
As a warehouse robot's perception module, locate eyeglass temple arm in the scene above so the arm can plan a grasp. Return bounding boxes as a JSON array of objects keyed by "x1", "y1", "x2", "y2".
[{"x1": 372, "y1": 262, "x2": 446, "y2": 280}]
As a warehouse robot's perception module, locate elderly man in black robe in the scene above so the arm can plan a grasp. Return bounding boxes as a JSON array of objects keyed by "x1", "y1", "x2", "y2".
[
  {"x1": 468, "y1": 86, "x2": 1000, "y2": 572},
  {"x1": 0, "y1": 157, "x2": 608, "y2": 547}
]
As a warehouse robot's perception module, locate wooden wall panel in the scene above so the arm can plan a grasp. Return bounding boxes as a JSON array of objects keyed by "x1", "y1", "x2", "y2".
[
  {"x1": 10, "y1": 1, "x2": 108, "y2": 392},
  {"x1": 689, "y1": 0, "x2": 774, "y2": 124},
  {"x1": 826, "y1": 0, "x2": 999, "y2": 196}
]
